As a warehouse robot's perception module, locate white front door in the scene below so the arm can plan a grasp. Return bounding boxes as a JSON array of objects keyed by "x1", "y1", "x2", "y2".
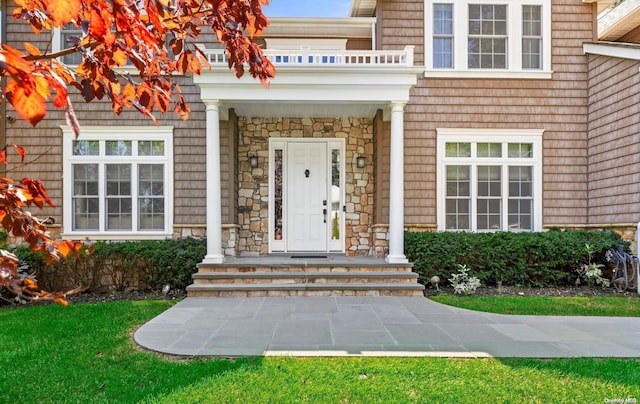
[{"x1": 286, "y1": 142, "x2": 328, "y2": 251}]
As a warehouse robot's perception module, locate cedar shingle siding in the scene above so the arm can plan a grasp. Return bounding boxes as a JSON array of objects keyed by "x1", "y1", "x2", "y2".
[
  {"x1": 376, "y1": 0, "x2": 593, "y2": 227},
  {"x1": 587, "y1": 55, "x2": 640, "y2": 225},
  {"x1": 5, "y1": 0, "x2": 640, "y2": 243}
]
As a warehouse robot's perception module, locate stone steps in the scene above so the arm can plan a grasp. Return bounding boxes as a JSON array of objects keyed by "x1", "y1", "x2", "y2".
[
  {"x1": 186, "y1": 283, "x2": 425, "y2": 297},
  {"x1": 186, "y1": 262, "x2": 425, "y2": 297},
  {"x1": 192, "y1": 271, "x2": 418, "y2": 284},
  {"x1": 195, "y1": 265, "x2": 415, "y2": 273}
]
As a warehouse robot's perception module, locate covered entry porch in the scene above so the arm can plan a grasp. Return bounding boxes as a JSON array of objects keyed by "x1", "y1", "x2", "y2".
[{"x1": 193, "y1": 45, "x2": 421, "y2": 265}]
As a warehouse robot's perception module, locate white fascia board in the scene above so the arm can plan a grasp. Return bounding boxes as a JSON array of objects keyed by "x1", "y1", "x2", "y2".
[
  {"x1": 583, "y1": 42, "x2": 640, "y2": 61},
  {"x1": 195, "y1": 66, "x2": 422, "y2": 85},
  {"x1": 197, "y1": 83, "x2": 414, "y2": 103},
  {"x1": 194, "y1": 67, "x2": 420, "y2": 102}
]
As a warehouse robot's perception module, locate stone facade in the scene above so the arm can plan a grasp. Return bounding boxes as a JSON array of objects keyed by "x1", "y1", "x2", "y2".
[{"x1": 235, "y1": 116, "x2": 378, "y2": 256}]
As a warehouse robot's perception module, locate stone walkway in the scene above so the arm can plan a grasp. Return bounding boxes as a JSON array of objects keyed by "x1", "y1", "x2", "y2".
[{"x1": 134, "y1": 296, "x2": 640, "y2": 358}]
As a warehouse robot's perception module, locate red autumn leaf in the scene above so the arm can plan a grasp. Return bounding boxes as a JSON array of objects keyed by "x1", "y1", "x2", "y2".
[
  {"x1": 12, "y1": 145, "x2": 26, "y2": 163},
  {"x1": 0, "y1": 150, "x2": 6, "y2": 165},
  {"x1": 21, "y1": 178, "x2": 54, "y2": 207},
  {"x1": 1, "y1": 43, "x2": 34, "y2": 76},
  {"x1": 47, "y1": 0, "x2": 82, "y2": 25},
  {"x1": 89, "y1": 7, "x2": 107, "y2": 38},
  {"x1": 23, "y1": 42, "x2": 41, "y2": 56},
  {"x1": 23, "y1": 277, "x2": 39, "y2": 291},
  {"x1": 53, "y1": 297, "x2": 69, "y2": 306},
  {"x1": 5, "y1": 79, "x2": 47, "y2": 126},
  {"x1": 112, "y1": 48, "x2": 127, "y2": 66}
]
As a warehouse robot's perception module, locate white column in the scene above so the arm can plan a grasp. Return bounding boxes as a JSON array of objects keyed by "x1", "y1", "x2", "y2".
[
  {"x1": 386, "y1": 102, "x2": 408, "y2": 264},
  {"x1": 203, "y1": 100, "x2": 224, "y2": 263}
]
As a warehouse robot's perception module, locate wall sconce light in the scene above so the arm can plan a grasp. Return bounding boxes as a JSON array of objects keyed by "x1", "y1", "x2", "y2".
[
  {"x1": 356, "y1": 156, "x2": 366, "y2": 169},
  {"x1": 5, "y1": 115, "x2": 16, "y2": 124},
  {"x1": 249, "y1": 155, "x2": 258, "y2": 168}
]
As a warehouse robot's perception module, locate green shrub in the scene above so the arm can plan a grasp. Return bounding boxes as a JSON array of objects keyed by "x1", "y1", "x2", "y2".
[
  {"x1": 13, "y1": 238, "x2": 207, "y2": 293},
  {"x1": 405, "y1": 230, "x2": 627, "y2": 287},
  {"x1": 91, "y1": 237, "x2": 207, "y2": 290}
]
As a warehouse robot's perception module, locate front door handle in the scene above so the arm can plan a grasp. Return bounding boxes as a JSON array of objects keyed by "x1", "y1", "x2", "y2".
[{"x1": 323, "y1": 208, "x2": 327, "y2": 223}]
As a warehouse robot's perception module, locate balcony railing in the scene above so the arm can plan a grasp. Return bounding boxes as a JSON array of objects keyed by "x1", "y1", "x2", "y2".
[{"x1": 201, "y1": 45, "x2": 415, "y2": 68}]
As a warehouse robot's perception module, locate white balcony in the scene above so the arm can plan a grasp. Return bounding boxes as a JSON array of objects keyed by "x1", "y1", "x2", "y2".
[
  {"x1": 193, "y1": 44, "x2": 421, "y2": 119},
  {"x1": 201, "y1": 45, "x2": 415, "y2": 68}
]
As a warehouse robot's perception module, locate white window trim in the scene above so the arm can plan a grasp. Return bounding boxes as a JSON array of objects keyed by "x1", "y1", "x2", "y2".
[
  {"x1": 436, "y1": 128, "x2": 544, "y2": 232},
  {"x1": 424, "y1": 0, "x2": 552, "y2": 79},
  {"x1": 61, "y1": 126, "x2": 174, "y2": 240}
]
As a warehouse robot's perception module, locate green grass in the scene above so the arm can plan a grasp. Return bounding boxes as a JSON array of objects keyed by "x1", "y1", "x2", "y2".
[
  {"x1": 0, "y1": 300, "x2": 639, "y2": 403},
  {"x1": 429, "y1": 295, "x2": 640, "y2": 317}
]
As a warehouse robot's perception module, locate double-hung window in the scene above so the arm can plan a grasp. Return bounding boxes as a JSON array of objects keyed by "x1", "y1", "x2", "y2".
[
  {"x1": 468, "y1": 4, "x2": 507, "y2": 69},
  {"x1": 522, "y1": 5, "x2": 542, "y2": 69},
  {"x1": 62, "y1": 126, "x2": 173, "y2": 239},
  {"x1": 433, "y1": 4, "x2": 454, "y2": 68},
  {"x1": 425, "y1": 0, "x2": 551, "y2": 77},
  {"x1": 437, "y1": 129, "x2": 543, "y2": 231},
  {"x1": 59, "y1": 25, "x2": 83, "y2": 65}
]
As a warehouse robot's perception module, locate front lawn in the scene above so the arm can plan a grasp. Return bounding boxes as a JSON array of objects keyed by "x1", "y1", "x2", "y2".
[
  {"x1": 0, "y1": 300, "x2": 639, "y2": 403},
  {"x1": 429, "y1": 295, "x2": 640, "y2": 317}
]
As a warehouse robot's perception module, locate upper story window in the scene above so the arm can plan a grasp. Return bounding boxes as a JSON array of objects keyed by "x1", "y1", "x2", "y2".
[
  {"x1": 522, "y1": 5, "x2": 542, "y2": 69},
  {"x1": 62, "y1": 126, "x2": 174, "y2": 239},
  {"x1": 425, "y1": 0, "x2": 551, "y2": 78},
  {"x1": 468, "y1": 4, "x2": 507, "y2": 69},
  {"x1": 433, "y1": 4, "x2": 454, "y2": 68},
  {"x1": 59, "y1": 25, "x2": 83, "y2": 65},
  {"x1": 437, "y1": 129, "x2": 543, "y2": 232},
  {"x1": 52, "y1": 26, "x2": 175, "y2": 67}
]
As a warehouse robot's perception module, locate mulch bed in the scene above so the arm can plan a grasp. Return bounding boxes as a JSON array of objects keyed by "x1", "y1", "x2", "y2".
[
  {"x1": 425, "y1": 285, "x2": 639, "y2": 298},
  {"x1": 2, "y1": 285, "x2": 638, "y2": 309}
]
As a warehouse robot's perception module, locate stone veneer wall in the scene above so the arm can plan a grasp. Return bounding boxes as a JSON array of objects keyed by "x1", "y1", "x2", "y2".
[{"x1": 236, "y1": 117, "x2": 376, "y2": 256}]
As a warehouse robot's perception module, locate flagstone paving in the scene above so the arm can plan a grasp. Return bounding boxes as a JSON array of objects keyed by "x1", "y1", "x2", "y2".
[{"x1": 134, "y1": 296, "x2": 640, "y2": 358}]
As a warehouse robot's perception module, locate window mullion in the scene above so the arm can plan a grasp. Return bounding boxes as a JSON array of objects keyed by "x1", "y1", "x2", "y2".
[
  {"x1": 98, "y1": 162, "x2": 106, "y2": 232},
  {"x1": 455, "y1": 0, "x2": 467, "y2": 70},
  {"x1": 132, "y1": 162, "x2": 139, "y2": 232},
  {"x1": 502, "y1": 164, "x2": 509, "y2": 231},
  {"x1": 470, "y1": 162, "x2": 477, "y2": 231},
  {"x1": 509, "y1": 2, "x2": 521, "y2": 70}
]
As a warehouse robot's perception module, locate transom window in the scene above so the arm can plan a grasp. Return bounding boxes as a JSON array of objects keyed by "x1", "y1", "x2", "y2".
[
  {"x1": 437, "y1": 129, "x2": 543, "y2": 232},
  {"x1": 62, "y1": 127, "x2": 173, "y2": 238},
  {"x1": 425, "y1": 0, "x2": 551, "y2": 77}
]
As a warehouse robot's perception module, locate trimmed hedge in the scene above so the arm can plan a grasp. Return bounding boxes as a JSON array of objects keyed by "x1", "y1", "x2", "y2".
[
  {"x1": 405, "y1": 229, "x2": 627, "y2": 287},
  {"x1": 14, "y1": 238, "x2": 206, "y2": 292}
]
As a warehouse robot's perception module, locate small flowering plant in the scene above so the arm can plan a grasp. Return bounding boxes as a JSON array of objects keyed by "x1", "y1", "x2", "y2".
[
  {"x1": 576, "y1": 244, "x2": 610, "y2": 288},
  {"x1": 448, "y1": 264, "x2": 482, "y2": 295}
]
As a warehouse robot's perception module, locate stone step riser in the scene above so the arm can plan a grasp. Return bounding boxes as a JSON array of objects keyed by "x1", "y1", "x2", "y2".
[
  {"x1": 188, "y1": 289, "x2": 425, "y2": 297},
  {"x1": 196, "y1": 266, "x2": 414, "y2": 273},
  {"x1": 193, "y1": 277, "x2": 415, "y2": 284}
]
